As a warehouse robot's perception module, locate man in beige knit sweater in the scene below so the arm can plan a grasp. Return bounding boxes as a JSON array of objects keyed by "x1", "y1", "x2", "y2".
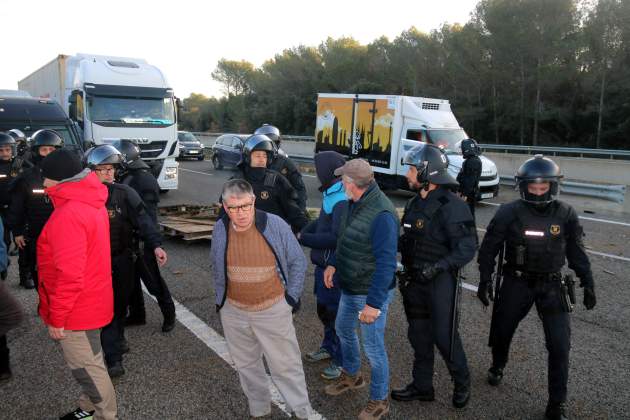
[{"x1": 210, "y1": 179, "x2": 318, "y2": 419}]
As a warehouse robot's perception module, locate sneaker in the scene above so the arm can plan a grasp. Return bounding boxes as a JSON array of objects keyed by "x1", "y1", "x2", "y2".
[
  {"x1": 304, "y1": 348, "x2": 331, "y2": 363},
  {"x1": 324, "y1": 370, "x2": 366, "y2": 396},
  {"x1": 321, "y1": 362, "x2": 342, "y2": 380},
  {"x1": 358, "y1": 399, "x2": 389, "y2": 420},
  {"x1": 59, "y1": 408, "x2": 94, "y2": 419}
]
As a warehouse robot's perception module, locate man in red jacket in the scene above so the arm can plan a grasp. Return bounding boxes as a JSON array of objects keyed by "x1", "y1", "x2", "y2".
[{"x1": 38, "y1": 149, "x2": 118, "y2": 420}]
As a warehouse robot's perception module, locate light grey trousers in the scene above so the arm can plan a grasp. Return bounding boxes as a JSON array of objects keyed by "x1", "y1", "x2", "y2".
[{"x1": 220, "y1": 299, "x2": 314, "y2": 418}]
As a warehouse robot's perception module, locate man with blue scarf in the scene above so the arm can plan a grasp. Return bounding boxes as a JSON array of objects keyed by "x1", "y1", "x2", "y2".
[{"x1": 299, "y1": 151, "x2": 348, "y2": 380}]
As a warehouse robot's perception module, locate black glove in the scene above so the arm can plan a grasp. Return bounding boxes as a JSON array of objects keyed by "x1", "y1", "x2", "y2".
[
  {"x1": 421, "y1": 263, "x2": 444, "y2": 281},
  {"x1": 477, "y1": 281, "x2": 494, "y2": 307},
  {"x1": 583, "y1": 286, "x2": 596, "y2": 310}
]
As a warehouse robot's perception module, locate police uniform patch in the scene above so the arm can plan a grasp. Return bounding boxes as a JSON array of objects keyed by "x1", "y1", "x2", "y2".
[
  {"x1": 260, "y1": 191, "x2": 270, "y2": 200},
  {"x1": 415, "y1": 219, "x2": 424, "y2": 229},
  {"x1": 108, "y1": 209, "x2": 116, "y2": 218},
  {"x1": 281, "y1": 168, "x2": 288, "y2": 175},
  {"x1": 550, "y1": 224, "x2": 561, "y2": 235}
]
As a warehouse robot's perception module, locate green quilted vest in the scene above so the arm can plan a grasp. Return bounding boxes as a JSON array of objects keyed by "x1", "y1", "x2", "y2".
[{"x1": 336, "y1": 185, "x2": 398, "y2": 294}]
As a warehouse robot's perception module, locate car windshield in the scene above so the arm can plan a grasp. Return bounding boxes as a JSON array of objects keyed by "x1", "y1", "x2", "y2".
[
  {"x1": 426, "y1": 129, "x2": 468, "y2": 154},
  {"x1": 178, "y1": 132, "x2": 198, "y2": 143},
  {"x1": 88, "y1": 96, "x2": 175, "y2": 125}
]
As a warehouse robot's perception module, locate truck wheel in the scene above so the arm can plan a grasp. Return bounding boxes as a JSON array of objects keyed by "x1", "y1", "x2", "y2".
[{"x1": 212, "y1": 155, "x2": 223, "y2": 170}]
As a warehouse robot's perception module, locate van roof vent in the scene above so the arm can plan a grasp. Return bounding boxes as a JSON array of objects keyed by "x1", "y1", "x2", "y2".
[
  {"x1": 422, "y1": 102, "x2": 440, "y2": 110},
  {"x1": 107, "y1": 60, "x2": 139, "y2": 69}
]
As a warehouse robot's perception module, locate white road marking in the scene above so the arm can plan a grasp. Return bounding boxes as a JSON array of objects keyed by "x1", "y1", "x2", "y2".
[
  {"x1": 180, "y1": 168, "x2": 215, "y2": 176},
  {"x1": 479, "y1": 201, "x2": 630, "y2": 227},
  {"x1": 143, "y1": 287, "x2": 323, "y2": 419}
]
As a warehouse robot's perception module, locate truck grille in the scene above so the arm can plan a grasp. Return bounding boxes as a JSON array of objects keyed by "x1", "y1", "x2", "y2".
[{"x1": 138, "y1": 141, "x2": 167, "y2": 159}]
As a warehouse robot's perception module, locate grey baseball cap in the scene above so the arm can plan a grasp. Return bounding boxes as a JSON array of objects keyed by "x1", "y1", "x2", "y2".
[{"x1": 334, "y1": 158, "x2": 374, "y2": 185}]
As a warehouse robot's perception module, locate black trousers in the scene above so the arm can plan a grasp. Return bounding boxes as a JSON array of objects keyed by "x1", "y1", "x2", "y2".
[
  {"x1": 401, "y1": 272, "x2": 470, "y2": 391},
  {"x1": 128, "y1": 250, "x2": 175, "y2": 318},
  {"x1": 24, "y1": 238, "x2": 38, "y2": 289},
  {"x1": 101, "y1": 251, "x2": 135, "y2": 365},
  {"x1": 491, "y1": 275, "x2": 571, "y2": 404}
]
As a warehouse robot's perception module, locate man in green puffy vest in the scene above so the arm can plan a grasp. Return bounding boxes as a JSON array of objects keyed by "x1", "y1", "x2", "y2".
[{"x1": 322, "y1": 158, "x2": 398, "y2": 420}]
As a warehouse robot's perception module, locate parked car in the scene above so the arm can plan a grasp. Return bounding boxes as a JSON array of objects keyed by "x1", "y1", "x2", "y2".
[
  {"x1": 177, "y1": 131, "x2": 204, "y2": 160},
  {"x1": 211, "y1": 134, "x2": 248, "y2": 169}
]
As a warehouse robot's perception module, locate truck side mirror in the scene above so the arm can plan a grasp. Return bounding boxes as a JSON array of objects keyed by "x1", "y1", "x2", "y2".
[{"x1": 68, "y1": 90, "x2": 85, "y2": 129}]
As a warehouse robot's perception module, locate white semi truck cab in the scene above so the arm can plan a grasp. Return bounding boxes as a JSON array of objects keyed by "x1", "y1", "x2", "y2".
[{"x1": 19, "y1": 54, "x2": 179, "y2": 190}]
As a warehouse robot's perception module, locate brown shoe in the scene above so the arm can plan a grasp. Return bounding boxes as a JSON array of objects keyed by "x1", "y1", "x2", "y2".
[
  {"x1": 324, "y1": 370, "x2": 366, "y2": 396},
  {"x1": 358, "y1": 399, "x2": 390, "y2": 420}
]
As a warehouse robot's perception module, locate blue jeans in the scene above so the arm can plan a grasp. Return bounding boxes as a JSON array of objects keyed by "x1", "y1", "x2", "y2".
[{"x1": 335, "y1": 289, "x2": 394, "y2": 400}]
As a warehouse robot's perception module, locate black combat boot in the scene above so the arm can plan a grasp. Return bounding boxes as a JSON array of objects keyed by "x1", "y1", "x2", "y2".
[
  {"x1": 161, "y1": 310, "x2": 176, "y2": 333},
  {"x1": 19, "y1": 271, "x2": 35, "y2": 289},
  {"x1": 0, "y1": 342, "x2": 11, "y2": 382},
  {"x1": 452, "y1": 382, "x2": 470, "y2": 408},
  {"x1": 487, "y1": 366, "x2": 504, "y2": 386},
  {"x1": 107, "y1": 360, "x2": 125, "y2": 378},
  {"x1": 545, "y1": 401, "x2": 568, "y2": 420},
  {"x1": 391, "y1": 384, "x2": 435, "y2": 402}
]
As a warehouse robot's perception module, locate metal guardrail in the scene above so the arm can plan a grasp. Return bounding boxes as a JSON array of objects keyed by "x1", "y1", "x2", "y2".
[
  {"x1": 480, "y1": 144, "x2": 630, "y2": 160},
  {"x1": 500, "y1": 176, "x2": 626, "y2": 203}
]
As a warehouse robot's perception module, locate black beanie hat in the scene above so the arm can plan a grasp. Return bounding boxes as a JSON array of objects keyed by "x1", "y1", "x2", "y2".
[{"x1": 41, "y1": 149, "x2": 84, "y2": 181}]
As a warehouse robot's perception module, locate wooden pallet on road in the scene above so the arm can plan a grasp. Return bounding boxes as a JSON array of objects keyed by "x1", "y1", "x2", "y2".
[{"x1": 158, "y1": 204, "x2": 221, "y2": 241}]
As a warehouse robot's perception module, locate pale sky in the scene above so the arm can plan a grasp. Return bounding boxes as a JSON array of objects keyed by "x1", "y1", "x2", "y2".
[{"x1": 2, "y1": 0, "x2": 479, "y2": 98}]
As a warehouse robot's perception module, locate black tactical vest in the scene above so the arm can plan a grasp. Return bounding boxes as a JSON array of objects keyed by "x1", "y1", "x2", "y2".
[
  {"x1": 249, "y1": 170, "x2": 284, "y2": 218},
  {"x1": 0, "y1": 160, "x2": 13, "y2": 208},
  {"x1": 107, "y1": 184, "x2": 134, "y2": 255},
  {"x1": 23, "y1": 168, "x2": 54, "y2": 238},
  {"x1": 400, "y1": 194, "x2": 451, "y2": 270},
  {"x1": 506, "y1": 202, "x2": 567, "y2": 273}
]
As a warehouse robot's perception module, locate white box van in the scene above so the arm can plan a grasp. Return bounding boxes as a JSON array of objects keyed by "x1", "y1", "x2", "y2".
[{"x1": 314, "y1": 93, "x2": 499, "y2": 199}]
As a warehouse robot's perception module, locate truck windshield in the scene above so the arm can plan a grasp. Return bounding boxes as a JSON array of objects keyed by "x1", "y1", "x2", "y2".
[
  {"x1": 426, "y1": 129, "x2": 468, "y2": 154},
  {"x1": 88, "y1": 96, "x2": 175, "y2": 126}
]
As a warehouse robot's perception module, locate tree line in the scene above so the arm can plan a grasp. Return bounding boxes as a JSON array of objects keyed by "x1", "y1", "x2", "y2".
[{"x1": 178, "y1": 0, "x2": 630, "y2": 149}]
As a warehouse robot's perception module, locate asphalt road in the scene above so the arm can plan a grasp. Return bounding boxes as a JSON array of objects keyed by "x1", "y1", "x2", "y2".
[{"x1": 2, "y1": 159, "x2": 628, "y2": 420}]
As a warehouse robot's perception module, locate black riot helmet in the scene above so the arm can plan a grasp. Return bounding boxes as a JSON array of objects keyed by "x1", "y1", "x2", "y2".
[
  {"x1": 242, "y1": 134, "x2": 275, "y2": 166},
  {"x1": 30, "y1": 129, "x2": 63, "y2": 161},
  {"x1": 403, "y1": 144, "x2": 458, "y2": 190},
  {"x1": 0, "y1": 132, "x2": 16, "y2": 146},
  {"x1": 84, "y1": 145, "x2": 124, "y2": 169},
  {"x1": 515, "y1": 154, "x2": 563, "y2": 206},
  {"x1": 254, "y1": 124, "x2": 281, "y2": 146},
  {"x1": 110, "y1": 139, "x2": 150, "y2": 170},
  {"x1": 460, "y1": 138, "x2": 480, "y2": 158},
  {"x1": 7, "y1": 129, "x2": 26, "y2": 142}
]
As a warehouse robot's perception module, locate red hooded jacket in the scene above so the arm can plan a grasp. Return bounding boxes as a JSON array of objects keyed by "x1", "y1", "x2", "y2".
[{"x1": 37, "y1": 170, "x2": 113, "y2": 330}]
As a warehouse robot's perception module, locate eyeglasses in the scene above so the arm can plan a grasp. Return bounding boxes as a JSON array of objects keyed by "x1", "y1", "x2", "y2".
[
  {"x1": 226, "y1": 202, "x2": 254, "y2": 213},
  {"x1": 95, "y1": 167, "x2": 116, "y2": 174}
]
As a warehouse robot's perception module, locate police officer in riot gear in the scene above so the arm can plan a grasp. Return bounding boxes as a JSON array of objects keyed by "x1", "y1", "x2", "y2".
[
  {"x1": 391, "y1": 144, "x2": 477, "y2": 408},
  {"x1": 111, "y1": 140, "x2": 177, "y2": 333},
  {"x1": 232, "y1": 134, "x2": 308, "y2": 232},
  {"x1": 7, "y1": 129, "x2": 63, "y2": 289},
  {"x1": 477, "y1": 155, "x2": 596, "y2": 420},
  {"x1": 253, "y1": 124, "x2": 307, "y2": 210},
  {"x1": 456, "y1": 138, "x2": 482, "y2": 219},
  {"x1": 0, "y1": 133, "x2": 17, "y2": 280},
  {"x1": 86, "y1": 145, "x2": 166, "y2": 377},
  {"x1": 7, "y1": 129, "x2": 33, "y2": 170}
]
